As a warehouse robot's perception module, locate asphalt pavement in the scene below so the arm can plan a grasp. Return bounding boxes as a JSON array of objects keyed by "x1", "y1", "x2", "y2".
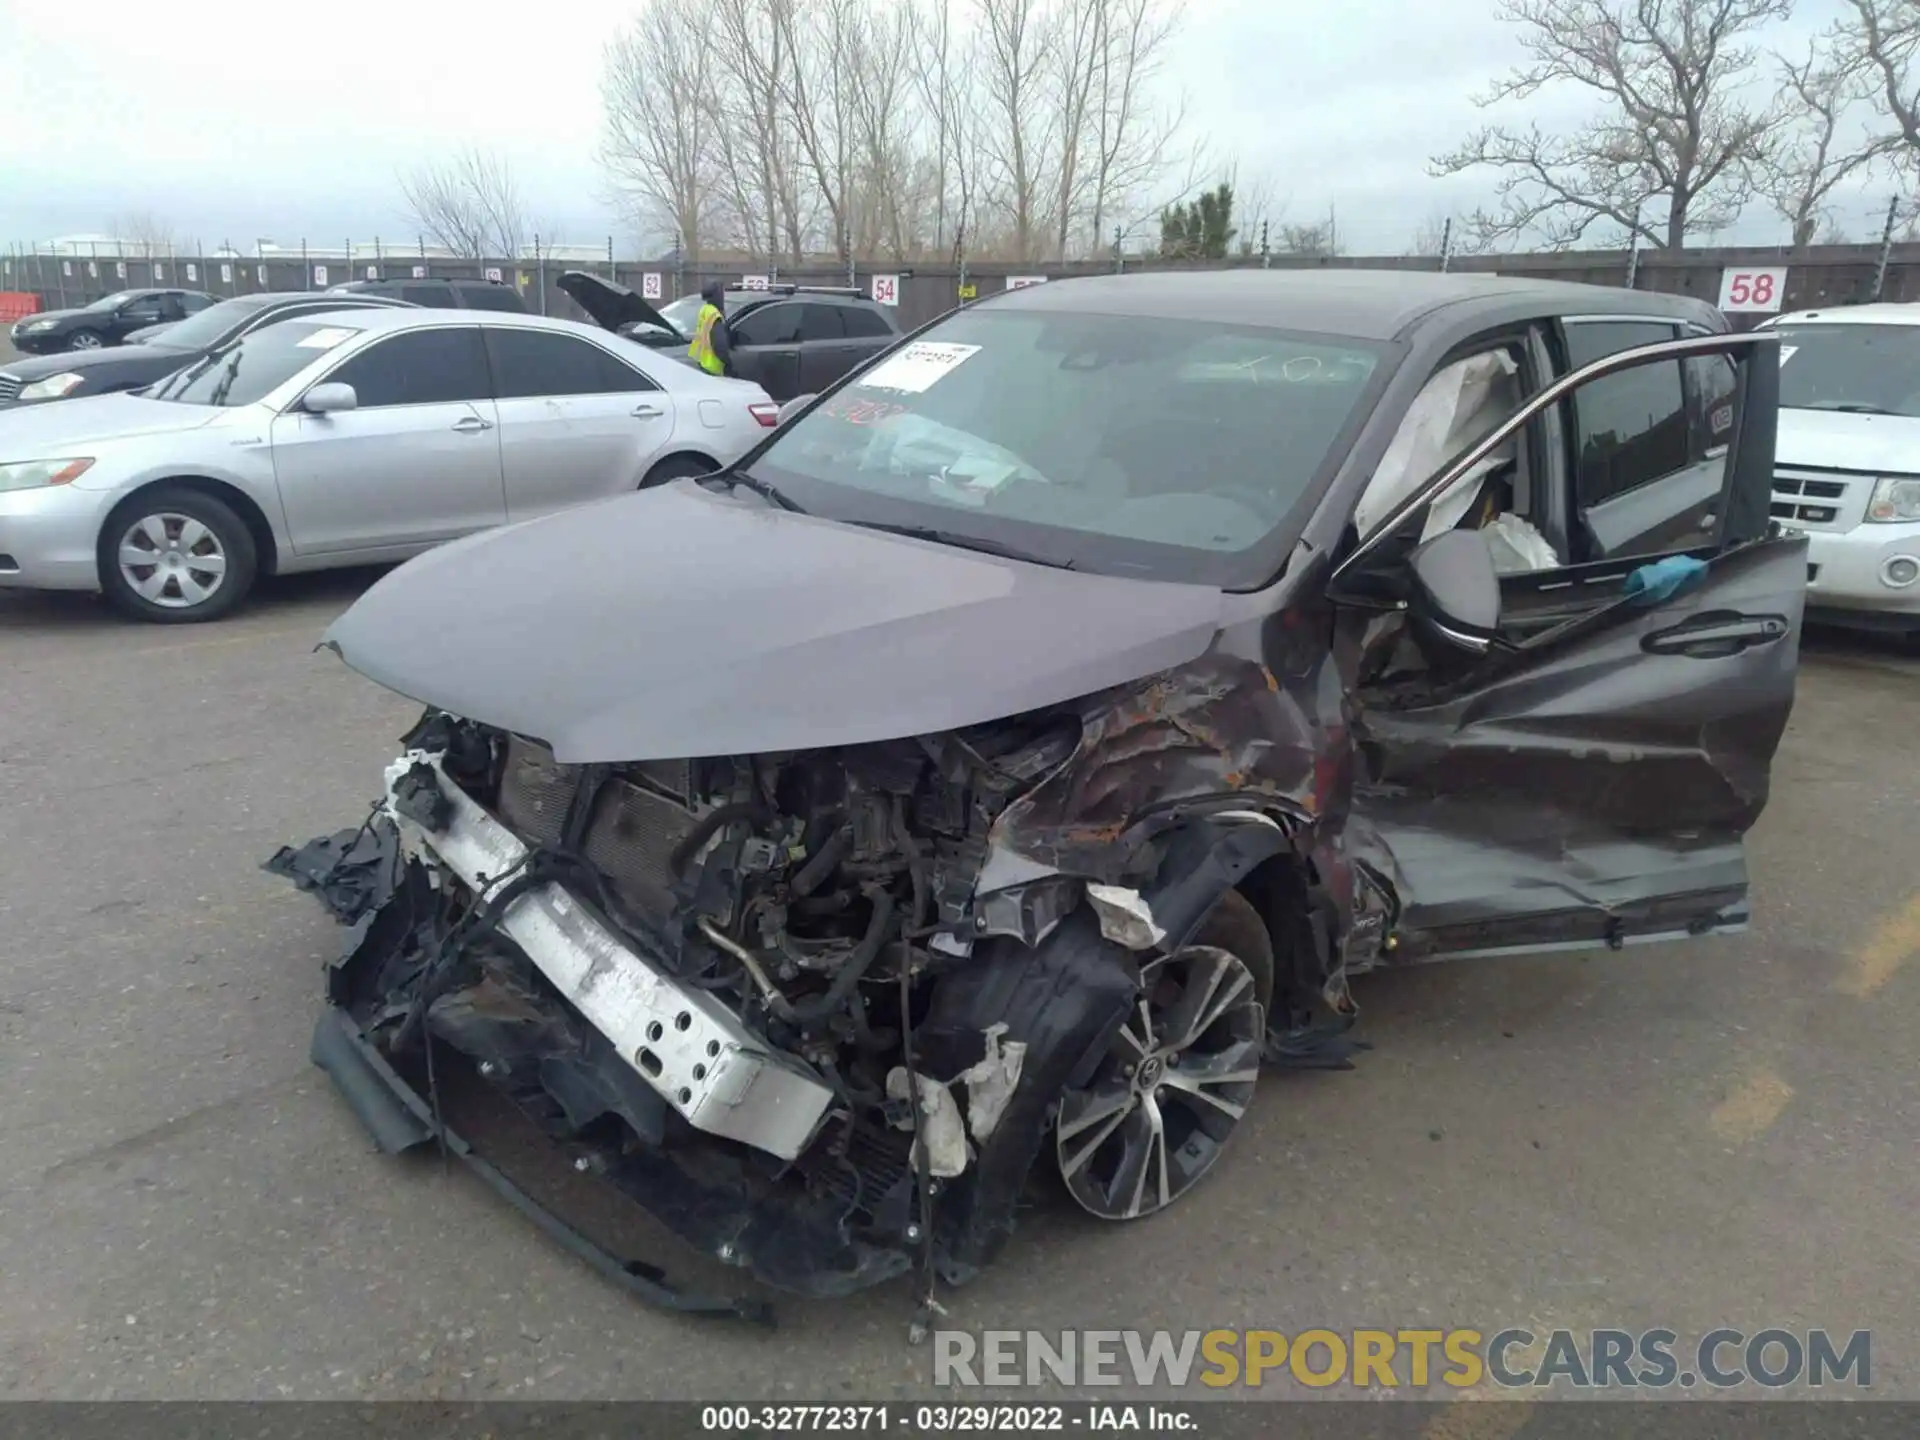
[{"x1": 0, "y1": 571, "x2": 1915, "y2": 1407}]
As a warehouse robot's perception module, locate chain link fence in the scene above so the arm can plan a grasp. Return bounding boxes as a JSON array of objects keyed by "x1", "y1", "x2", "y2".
[{"x1": 10, "y1": 237, "x2": 1920, "y2": 336}]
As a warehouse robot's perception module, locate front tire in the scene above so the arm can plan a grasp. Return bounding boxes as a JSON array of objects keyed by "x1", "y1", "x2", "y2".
[
  {"x1": 100, "y1": 488, "x2": 258, "y2": 623},
  {"x1": 67, "y1": 329, "x2": 104, "y2": 351},
  {"x1": 1054, "y1": 891, "x2": 1273, "y2": 1221}
]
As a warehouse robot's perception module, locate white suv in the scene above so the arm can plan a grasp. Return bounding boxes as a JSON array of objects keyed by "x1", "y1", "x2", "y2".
[{"x1": 1759, "y1": 304, "x2": 1920, "y2": 640}]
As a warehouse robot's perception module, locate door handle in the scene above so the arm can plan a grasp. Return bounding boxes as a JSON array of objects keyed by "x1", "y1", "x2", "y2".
[
  {"x1": 451, "y1": 415, "x2": 493, "y2": 433},
  {"x1": 631, "y1": 403, "x2": 664, "y2": 419},
  {"x1": 1642, "y1": 611, "x2": 1790, "y2": 657}
]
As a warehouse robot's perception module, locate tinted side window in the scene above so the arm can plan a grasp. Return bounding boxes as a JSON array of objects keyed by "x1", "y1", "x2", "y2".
[
  {"x1": 797, "y1": 304, "x2": 846, "y2": 341},
  {"x1": 401, "y1": 284, "x2": 447, "y2": 306},
  {"x1": 182, "y1": 293, "x2": 215, "y2": 314},
  {"x1": 487, "y1": 328, "x2": 656, "y2": 397},
  {"x1": 459, "y1": 284, "x2": 524, "y2": 313},
  {"x1": 840, "y1": 305, "x2": 894, "y2": 339},
  {"x1": 734, "y1": 303, "x2": 800, "y2": 346},
  {"x1": 326, "y1": 327, "x2": 491, "y2": 407},
  {"x1": 1686, "y1": 354, "x2": 1738, "y2": 455},
  {"x1": 1561, "y1": 321, "x2": 1688, "y2": 508}
]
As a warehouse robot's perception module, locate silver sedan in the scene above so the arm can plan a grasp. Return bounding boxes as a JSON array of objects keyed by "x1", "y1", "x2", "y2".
[{"x1": 0, "y1": 308, "x2": 780, "y2": 622}]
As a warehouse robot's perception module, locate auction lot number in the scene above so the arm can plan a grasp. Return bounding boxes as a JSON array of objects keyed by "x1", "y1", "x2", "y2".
[{"x1": 1717, "y1": 266, "x2": 1788, "y2": 313}]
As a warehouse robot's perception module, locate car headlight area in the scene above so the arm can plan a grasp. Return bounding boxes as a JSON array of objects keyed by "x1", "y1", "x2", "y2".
[
  {"x1": 0, "y1": 460, "x2": 115, "y2": 590},
  {"x1": 15, "y1": 373, "x2": 88, "y2": 402},
  {"x1": 1866, "y1": 475, "x2": 1920, "y2": 524},
  {"x1": 0, "y1": 457, "x2": 95, "y2": 491}
]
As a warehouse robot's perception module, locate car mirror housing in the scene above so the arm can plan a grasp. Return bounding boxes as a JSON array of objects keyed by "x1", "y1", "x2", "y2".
[
  {"x1": 775, "y1": 395, "x2": 814, "y2": 426},
  {"x1": 303, "y1": 382, "x2": 359, "y2": 415},
  {"x1": 1407, "y1": 528, "x2": 1501, "y2": 651}
]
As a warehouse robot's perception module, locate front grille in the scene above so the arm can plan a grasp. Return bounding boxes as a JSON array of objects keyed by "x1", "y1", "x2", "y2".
[
  {"x1": 1771, "y1": 470, "x2": 1851, "y2": 529},
  {"x1": 0, "y1": 374, "x2": 21, "y2": 405}
]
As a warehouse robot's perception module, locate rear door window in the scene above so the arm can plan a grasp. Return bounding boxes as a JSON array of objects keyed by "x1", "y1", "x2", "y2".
[
  {"x1": 486, "y1": 327, "x2": 658, "y2": 397},
  {"x1": 734, "y1": 303, "x2": 801, "y2": 346},
  {"x1": 841, "y1": 306, "x2": 894, "y2": 339},
  {"x1": 325, "y1": 326, "x2": 492, "y2": 407},
  {"x1": 458, "y1": 283, "x2": 524, "y2": 313},
  {"x1": 401, "y1": 284, "x2": 448, "y2": 306},
  {"x1": 797, "y1": 304, "x2": 846, "y2": 341}
]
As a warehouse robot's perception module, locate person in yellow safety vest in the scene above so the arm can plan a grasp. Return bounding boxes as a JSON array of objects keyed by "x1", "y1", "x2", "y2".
[{"x1": 687, "y1": 281, "x2": 735, "y2": 377}]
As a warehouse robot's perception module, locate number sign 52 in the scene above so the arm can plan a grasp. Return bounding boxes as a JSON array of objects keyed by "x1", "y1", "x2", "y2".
[{"x1": 1717, "y1": 266, "x2": 1787, "y2": 313}]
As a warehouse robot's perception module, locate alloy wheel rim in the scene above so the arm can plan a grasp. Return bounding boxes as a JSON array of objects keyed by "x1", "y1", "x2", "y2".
[
  {"x1": 70, "y1": 332, "x2": 102, "y2": 349},
  {"x1": 1056, "y1": 944, "x2": 1264, "y2": 1220},
  {"x1": 117, "y1": 512, "x2": 228, "y2": 609}
]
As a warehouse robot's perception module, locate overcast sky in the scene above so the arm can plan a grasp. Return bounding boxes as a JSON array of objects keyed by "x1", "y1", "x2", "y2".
[{"x1": 0, "y1": 0, "x2": 1891, "y2": 257}]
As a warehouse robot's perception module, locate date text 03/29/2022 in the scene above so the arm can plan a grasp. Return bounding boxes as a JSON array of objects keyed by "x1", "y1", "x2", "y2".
[{"x1": 700, "y1": 1405, "x2": 1195, "y2": 1433}]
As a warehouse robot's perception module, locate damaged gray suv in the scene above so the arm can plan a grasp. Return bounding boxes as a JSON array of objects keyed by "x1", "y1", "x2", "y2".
[{"x1": 273, "y1": 270, "x2": 1804, "y2": 1323}]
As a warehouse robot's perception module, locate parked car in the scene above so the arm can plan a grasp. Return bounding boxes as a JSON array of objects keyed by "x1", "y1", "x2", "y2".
[
  {"x1": 277, "y1": 270, "x2": 1803, "y2": 1314},
  {"x1": 0, "y1": 309, "x2": 778, "y2": 622},
  {"x1": 1755, "y1": 304, "x2": 1920, "y2": 639},
  {"x1": 328, "y1": 275, "x2": 527, "y2": 312},
  {"x1": 8, "y1": 288, "x2": 218, "y2": 355},
  {"x1": 0, "y1": 291, "x2": 412, "y2": 409},
  {"x1": 557, "y1": 271, "x2": 901, "y2": 401}
]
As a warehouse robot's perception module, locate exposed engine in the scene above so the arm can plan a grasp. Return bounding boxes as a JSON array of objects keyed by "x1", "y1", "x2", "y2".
[
  {"x1": 324, "y1": 705, "x2": 1130, "y2": 1305},
  {"x1": 483, "y1": 712, "x2": 1079, "y2": 1054}
]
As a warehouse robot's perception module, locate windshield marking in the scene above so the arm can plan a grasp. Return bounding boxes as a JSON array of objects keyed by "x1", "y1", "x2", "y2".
[
  {"x1": 855, "y1": 341, "x2": 983, "y2": 394},
  {"x1": 298, "y1": 327, "x2": 359, "y2": 349}
]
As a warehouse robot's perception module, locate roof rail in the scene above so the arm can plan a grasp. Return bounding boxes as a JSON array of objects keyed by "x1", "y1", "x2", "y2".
[{"x1": 727, "y1": 283, "x2": 867, "y2": 299}]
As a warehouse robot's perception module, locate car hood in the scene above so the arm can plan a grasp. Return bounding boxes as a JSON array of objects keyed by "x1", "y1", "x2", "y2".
[
  {"x1": 0, "y1": 342, "x2": 194, "y2": 384},
  {"x1": 1775, "y1": 408, "x2": 1920, "y2": 471},
  {"x1": 556, "y1": 270, "x2": 675, "y2": 335},
  {"x1": 322, "y1": 482, "x2": 1229, "y2": 764},
  {"x1": 0, "y1": 390, "x2": 223, "y2": 448},
  {"x1": 123, "y1": 321, "x2": 181, "y2": 344}
]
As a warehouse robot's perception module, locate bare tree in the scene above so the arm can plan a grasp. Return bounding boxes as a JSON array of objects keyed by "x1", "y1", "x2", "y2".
[
  {"x1": 1431, "y1": 0, "x2": 1793, "y2": 250},
  {"x1": 909, "y1": 0, "x2": 971, "y2": 255},
  {"x1": 1761, "y1": 39, "x2": 1885, "y2": 246},
  {"x1": 111, "y1": 210, "x2": 175, "y2": 258},
  {"x1": 1409, "y1": 210, "x2": 1455, "y2": 256},
  {"x1": 1081, "y1": 0, "x2": 1189, "y2": 259},
  {"x1": 400, "y1": 145, "x2": 527, "y2": 259},
  {"x1": 846, "y1": 1, "x2": 921, "y2": 259},
  {"x1": 600, "y1": 0, "x2": 716, "y2": 258},
  {"x1": 1836, "y1": 0, "x2": 1920, "y2": 165},
  {"x1": 976, "y1": 0, "x2": 1059, "y2": 262},
  {"x1": 1276, "y1": 220, "x2": 1341, "y2": 256}
]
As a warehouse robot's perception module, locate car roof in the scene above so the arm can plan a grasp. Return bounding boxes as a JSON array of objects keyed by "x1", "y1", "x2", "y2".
[
  {"x1": 980, "y1": 268, "x2": 1721, "y2": 341},
  {"x1": 1765, "y1": 302, "x2": 1920, "y2": 327},
  {"x1": 306, "y1": 307, "x2": 626, "y2": 339}
]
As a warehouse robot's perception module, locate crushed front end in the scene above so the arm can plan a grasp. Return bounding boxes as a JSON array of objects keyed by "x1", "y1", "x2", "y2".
[{"x1": 285, "y1": 705, "x2": 1159, "y2": 1312}]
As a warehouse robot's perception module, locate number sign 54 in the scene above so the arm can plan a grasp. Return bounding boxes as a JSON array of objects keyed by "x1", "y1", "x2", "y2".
[{"x1": 1718, "y1": 267, "x2": 1787, "y2": 313}]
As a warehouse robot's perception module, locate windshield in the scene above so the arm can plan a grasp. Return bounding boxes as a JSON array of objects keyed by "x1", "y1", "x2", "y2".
[
  {"x1": 749, "y1": 307, "x2": 1388, "y2": 584},
  {"x1": 149, "y1": 319, "x2": 362, "y2": 407},
  {"x1": 1774, "y1": 324, "x2": 1920, "y2": 416},
  {"x1": 136, "y1": 296, "x2": 268, "y2": 352},
  {"x1": 86, "y1": 290, "x2": 142, "y2": 312},
  {"x1": 656, "y1": 294, "x2": 702, "y2": 334}
]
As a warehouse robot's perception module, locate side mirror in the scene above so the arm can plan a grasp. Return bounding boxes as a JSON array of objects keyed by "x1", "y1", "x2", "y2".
[
  {"x1": 776, "y1": 394, "x2": 814, "y2": 425},
  {"x1": 303, "y1": 382, "x2": 358, "y2": 415},
  {"x1": 1407, "y1": 528, "x2": 1500, "y2": 651}
]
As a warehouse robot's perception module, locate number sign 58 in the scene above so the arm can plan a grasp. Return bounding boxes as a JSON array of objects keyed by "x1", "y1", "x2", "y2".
[{"x1": 1717, "y1": 267, "x2": 1787, "y2": 313}]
